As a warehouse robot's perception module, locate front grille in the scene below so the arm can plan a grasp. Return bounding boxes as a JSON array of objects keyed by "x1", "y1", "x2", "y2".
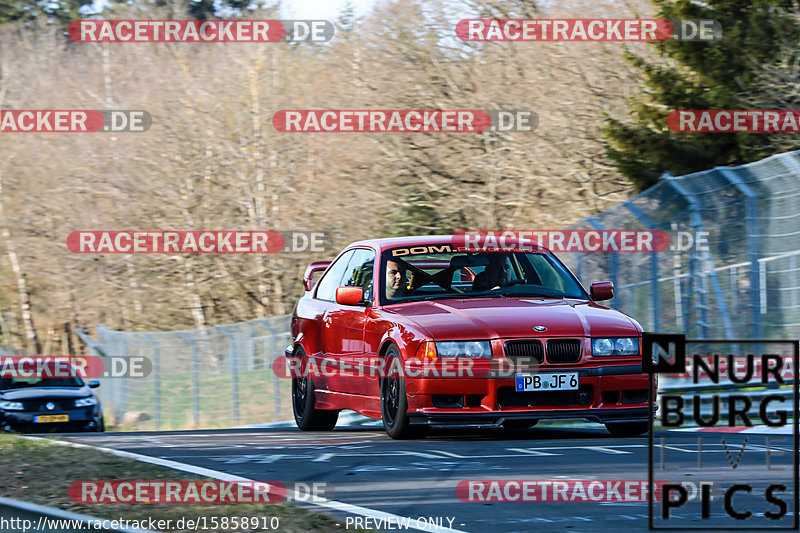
[
  {"x1": 23, "y1": 399, "x2": 74, "y2": 411},
  {"x1": 546, "y1": 339, "x2": 583, "y2": 364},
  {"x1": 497, "y1": 385, "x2": 594, "y2": 409},
  {"x1": 504, "y1": 340, "x2": 544, "y2": 364}
]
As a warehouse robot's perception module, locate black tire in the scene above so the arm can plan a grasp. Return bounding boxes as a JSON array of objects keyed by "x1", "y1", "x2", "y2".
[
  {"x1": 605, "y1": 421, "x2": 648, "y2": 437},
  {"x1": 381, "y1": 347, "x2": 426, "y2": 439},
  {"x1": 292, "y1": 348, "x2": 339, "y2": 431},
  {"x1": 96, "y1": 416, "x2": 105, "y2": 432}
]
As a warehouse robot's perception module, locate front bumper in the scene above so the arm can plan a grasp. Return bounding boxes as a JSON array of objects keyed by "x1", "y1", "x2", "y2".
[
  {"x1": 0, "y1": 406, "x2": 101, "y2": 433},
  {"x1": 408, "y1": 406, "x2": 651, "y2": 427},
  {"x1": 405, "y1": 363, "x2": 654, "y2": 427}
]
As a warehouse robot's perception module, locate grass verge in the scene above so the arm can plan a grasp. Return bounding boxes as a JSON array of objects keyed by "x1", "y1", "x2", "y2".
[{"x1": 0, "y1": 433, "x2": 368, "y2": 532}]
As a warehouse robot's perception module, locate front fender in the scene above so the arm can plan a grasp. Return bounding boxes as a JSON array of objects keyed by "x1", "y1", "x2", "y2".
[{"x1": 377, "y1": 318, "x2": 434, "y2": 363}]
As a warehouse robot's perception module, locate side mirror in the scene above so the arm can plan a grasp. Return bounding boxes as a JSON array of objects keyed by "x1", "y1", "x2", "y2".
[
  {"x1": 335, "y1": 286, "x2": 365, "y2": 306},
  {"x1": 590, "y1": 281, "x2": 614, "y2": 301},
  {"x1": 303, "y1": 261, "x2": 331, "y2": 291},
  {"x1": 88, "y1": 380, "x2": 100, "y2": 388}
]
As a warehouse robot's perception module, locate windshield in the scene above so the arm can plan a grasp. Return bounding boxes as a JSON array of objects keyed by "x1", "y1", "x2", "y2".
[
  {"x1": 0, "y1": 376, "x2": 84, "y2": 390},
  {"x1": 380, "y1": 248, "x2": 588, "y2": 304}
]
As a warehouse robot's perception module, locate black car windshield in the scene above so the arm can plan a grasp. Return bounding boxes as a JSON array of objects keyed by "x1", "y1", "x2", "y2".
[
  {"x1": 380, "y1": 248, "x2": 588, "y2": 304},
  {"x1": 0, "y1": 377, "x2": 84, "y2": 390}
]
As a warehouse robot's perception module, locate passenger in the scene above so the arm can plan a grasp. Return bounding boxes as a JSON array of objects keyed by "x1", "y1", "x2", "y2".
[{"x1": 472, "y1": 255, "x2": 514, "y2": 291}]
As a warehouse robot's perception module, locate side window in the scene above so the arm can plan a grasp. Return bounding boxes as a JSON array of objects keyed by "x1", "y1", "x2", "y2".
[
  {"x1": 315, "y1": 250, "x2": 356, "y2": 301},
  {"x1": 342, "y1": 249, "x2": 376, "y2": 301}
]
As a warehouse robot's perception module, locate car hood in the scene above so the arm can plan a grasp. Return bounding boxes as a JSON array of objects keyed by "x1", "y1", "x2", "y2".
[
  {"x1": 0, "y1": 387, "x2": 91, "y2": 400},
  {"x1": 386, "y1": 298, "x2": 640, "y2": 339}
]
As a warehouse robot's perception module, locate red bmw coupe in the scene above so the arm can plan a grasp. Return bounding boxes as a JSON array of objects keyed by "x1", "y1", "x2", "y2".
[{"x1": 287, "y1": 235, "x2": 652, "y2": 439}]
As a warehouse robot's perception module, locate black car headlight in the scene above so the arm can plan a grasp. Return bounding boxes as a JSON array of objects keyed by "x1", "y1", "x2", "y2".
[
  {"x1": 0, "y1": 400, "x2": 24, "y2": 410},
  {"x1": 592, "y1": 337, "x2": 638, "y2": 356},
  {"x1": 435, "y1": 341, "x2": 492, "y2": 359},
  {"x1": 75, "y1": 397, "x2": 97, "y2": 408}
]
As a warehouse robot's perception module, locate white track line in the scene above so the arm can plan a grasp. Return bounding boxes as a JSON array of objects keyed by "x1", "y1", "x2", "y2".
[{"x1": 23, "y1": 435, "x2": 469, "y2": 533}]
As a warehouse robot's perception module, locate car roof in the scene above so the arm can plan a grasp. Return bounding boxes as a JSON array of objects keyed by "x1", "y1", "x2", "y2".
[{"x1": 345, "y1": 234, "x2": 551, "y2": 253}]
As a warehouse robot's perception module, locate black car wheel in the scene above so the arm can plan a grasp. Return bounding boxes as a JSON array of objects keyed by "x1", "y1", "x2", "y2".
[
  {"x1": 381, "y1": 347, "x2": 426, "y2": 440},
  {"x1": 291, "y1": 347, "x2": 338, "y2": 431},
  {"x1": 605, "y1": 421, "x2": 648, "y2": 437}
]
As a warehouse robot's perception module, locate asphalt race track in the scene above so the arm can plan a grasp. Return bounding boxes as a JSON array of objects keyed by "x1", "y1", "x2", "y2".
[{"x1": 57, "y1": 426, "x2": 795, "y2": 533}]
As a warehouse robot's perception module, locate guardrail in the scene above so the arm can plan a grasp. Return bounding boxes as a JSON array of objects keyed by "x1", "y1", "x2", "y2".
[
  {"x1": 75, "y1": 315, "x2": 293, "y2": 430},
  {"x1": 565, "y1": 150, "x2": 800, "y2": 341}
]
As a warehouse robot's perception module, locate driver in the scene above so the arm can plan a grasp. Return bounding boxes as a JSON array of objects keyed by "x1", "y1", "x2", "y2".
[
  {"x1": 473, "y1": 254, "x2": 514, "y2": 291},
  {"x1": 385, "y1": 259, "x2": 407, "y2": 299}
]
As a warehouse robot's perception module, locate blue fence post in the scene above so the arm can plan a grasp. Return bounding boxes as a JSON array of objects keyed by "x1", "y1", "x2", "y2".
[
  {"x1": 623, "y1": 201, "x2": 660, "y2": 332},
  {"x1": 718, "y1": 167, "x2": 762, "y2": 339},
  {"x1": 144, "y1": 333, "x2": 160, "y2": 430},
  {"x1": 217, "y1": 326, "x2": 238, "y2": 424},
  {"x1": 667, "y1": 173, "x2": 735, "y2": 340},
  {"x1": 179, "y1": 332, "x2": 200, "y2": 427},
  {"x1": 118, "y1": 333, "x2": 129, "y2": 422},
  {"x1": 260, "y1": 319, "x2": 280, "y2": 417},
  {"x1": 663, "y1": 176, "x2": 709, "y2": 338},
  {"x1": 246, "y1": 322, "x2": 255, "y2": 372},
  {"x1": 587, "y1": 219, "x2": 619, "y2": 307}
]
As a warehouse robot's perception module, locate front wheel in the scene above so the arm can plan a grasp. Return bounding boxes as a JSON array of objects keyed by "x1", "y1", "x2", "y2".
[
  {"x1": 381, "y1": 348, "x2": 426, "y2": 439},
  {"x1": 605, "y1": 421, "x2": 648, "y2": 437},
  {"x1": 292, "y1": 349, "x2": 338, "y2": 431}
]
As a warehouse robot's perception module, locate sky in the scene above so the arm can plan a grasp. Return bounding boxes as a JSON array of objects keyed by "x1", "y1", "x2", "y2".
[{"x1": 279, "y1": 0, "x2": 376, "y2": 20}]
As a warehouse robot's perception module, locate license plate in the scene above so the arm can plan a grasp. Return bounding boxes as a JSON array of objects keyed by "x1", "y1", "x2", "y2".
[
  {"x1": 34, "y1": 414, "x2": 69, "y2": 423},
  {"x1": 516, "y1": 372, "x2": 578, "y2": 392}
]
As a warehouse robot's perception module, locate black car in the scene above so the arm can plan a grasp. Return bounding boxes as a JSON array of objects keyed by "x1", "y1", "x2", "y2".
[{"x1": 0, "y1": 375, "x2": 105, "y2": 433}]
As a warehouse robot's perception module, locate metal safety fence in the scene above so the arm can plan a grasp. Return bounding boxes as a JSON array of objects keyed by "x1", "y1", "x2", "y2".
[
  {"x1": 564, "y1": 150, "x2": 800, "y2": 341},
  {"x1": 73, "y1": 151, "x2": 800, "y2": 430},
  {"x1": 76, "y1": 316, "x2": 292, "y2": 430}
]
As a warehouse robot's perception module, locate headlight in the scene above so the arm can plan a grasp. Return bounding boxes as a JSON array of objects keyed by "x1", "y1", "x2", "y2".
[
  {"x1": 592, "y1": 337, "x2": 639, "y2": 356},
  {"x1": 0, "y1": 400, "x2": 24, "y2": 410},
  {"x1": 75, "y1": 397, "x2": 97, "y2": 407},
  {"x1": 435, "y1": 341, "x2": 492, "y2": 359}
]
